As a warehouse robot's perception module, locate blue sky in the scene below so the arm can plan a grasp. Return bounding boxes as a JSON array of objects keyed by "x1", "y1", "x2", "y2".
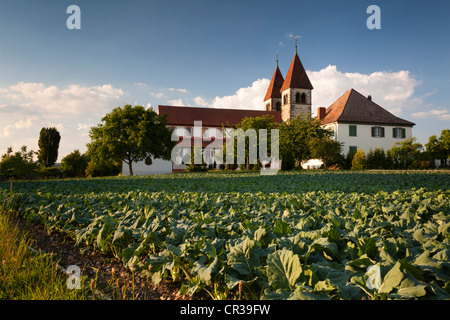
[{"x1": 0, "y1": 0, "x2": 449, "y2": 160}]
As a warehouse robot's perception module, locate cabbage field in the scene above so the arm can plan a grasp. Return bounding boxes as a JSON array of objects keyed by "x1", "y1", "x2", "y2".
[{"x1": 1, "y1": 171, "x2": 449, "y2": 300}]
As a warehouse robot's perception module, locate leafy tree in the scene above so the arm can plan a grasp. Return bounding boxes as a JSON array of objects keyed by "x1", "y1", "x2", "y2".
[
  {"x1": 351, "y1": 149, "x2": 366, "y2": 170},
  {"x1": 425, "y1": 129, "x2": 450, "y2": 167},
  {"x1": 38, "y1": 127, "x2": 61, "y2": 168},
  {"x1": 309, "y1": 137, "x2": 342, "y2": 169},
  {"x1": 87, "y1": 105, "x2": 175, "y2": 176},
  {"x1": 365, "y1": 147, "x2": 387, "y2": 169},
  {"x1": 279, "y1": 114, "x2": 330, "y2": 167},
  {"x1": 223, "y1": 114, "x2": 279, "y2": 170},
  {"x1": 388, "y1": 137, "x2": 422, "y2": 169},
  {"x1": 186, "y1": 146, "x2": 207, "y2": 172},
  {"x1": 61, "y1": 150, "x2": 89, "y2": 177},
  {"x1": 0, "y1": 146, "x2": 38, "y2": 179}
]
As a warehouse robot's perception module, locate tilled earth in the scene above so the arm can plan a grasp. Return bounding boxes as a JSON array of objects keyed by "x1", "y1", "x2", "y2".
[{"x1": 13, "y1": 215, "x2": 210, "y2": 300}]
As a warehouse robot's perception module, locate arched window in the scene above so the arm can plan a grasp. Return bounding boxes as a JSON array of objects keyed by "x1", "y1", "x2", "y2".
[
  {"x1": 295, "y1": 92, "x2": 300, "y2": 103},
  {"x1": 283, "y1": 94, "x2": 288, "y2": 105},
  {"x1": 301, "y1": 93, "x2": 306, "y2": 104}
]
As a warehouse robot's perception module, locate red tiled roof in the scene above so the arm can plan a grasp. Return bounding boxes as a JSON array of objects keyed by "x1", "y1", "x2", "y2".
[
  {"x1": 264, "y1": 65, "x2": 284, "y2": 101},
  {"x1": 158, "y1": 105, "x2": 282, "y2": 127},
  {"x1": 320, "y1": 89, "x2": 415, "y2": 126},
  {"x1": 280, "y1": 52, "x2": 313, "y2": 92}
]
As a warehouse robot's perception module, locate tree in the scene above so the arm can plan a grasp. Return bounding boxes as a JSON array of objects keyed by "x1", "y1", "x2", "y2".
[
  {"x1": 279, "y1": 114, "x2": 330, "y2": 167},
  {"x1": 38, "y1": 127, "x2": 61, "y2": 168},
  {"x1": 351, "y1": 149, "x2": 366, "y2": 170},
  {"x1": 425, "y1": 129, "x2": 450, "y2": 167},
  {"x1": 309, "y1": 137, "x2": 342, "y2": 169},
  {"x1": 365, "y1": 147, "x2": 387, "y2": 169},
  {"x1": 0, "y1": 146, "x2": 38, "y2": 179},
  {"x1": 389, "y1": 137, "x2": 422, "y2": 169},
  {"x1": 61, "y1": 150, "x2": 88, "y2": 177},
  {"x1": 87, "y1": 105, "x2": 175, "y2": 176},
  {"x1": 223, "y1": 114, "x2": 279, "y2": 170}
]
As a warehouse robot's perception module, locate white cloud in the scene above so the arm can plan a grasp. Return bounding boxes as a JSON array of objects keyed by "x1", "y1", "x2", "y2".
[
  {"x1": 308, "y1": 65, "x2": 420, "y2": 115},
  {"x1": 209, "y1": 78, "x2": 270, "y2": 110},
  {"x1": 193, "y1": 96, "x2": 209, "y2": 107},
  {"x1": 191, "y1": 66, "x2": 419, "y2": 116},
  {"x1": 411, "y1": 108, "x2": 450, "y2": 121},
  {"x1": 0, "y1": 82, "x2": 126, "y2": 160},
  {"x1": 0, "y1": 82, "x2": 125, "y2": 119},
  {"x1": 169, "y1": 88, "x2": 189, "y2": 93},
  {"x1": 150, "y1": 92, "x2": 165, "y2": 98},
  {"x1": 168, "y1": 99, "x2": 185, "y2": 106}
]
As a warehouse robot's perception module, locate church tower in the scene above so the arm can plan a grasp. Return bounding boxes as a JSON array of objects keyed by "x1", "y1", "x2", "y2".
[
  {"x1": 279, "y1": 43, "x2": 313, "y2": 122},
  {"x1": 264, "y1": 56, "x2": 284, "y2": 113}
]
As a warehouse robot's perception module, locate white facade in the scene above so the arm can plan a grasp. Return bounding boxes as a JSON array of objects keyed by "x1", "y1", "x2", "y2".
[
  {"x1": 122, "y1": 157, "x2": 172, "y2": 176},
  {"x1": 324, "y1": 122, "x2": 413, "y2": 155}
]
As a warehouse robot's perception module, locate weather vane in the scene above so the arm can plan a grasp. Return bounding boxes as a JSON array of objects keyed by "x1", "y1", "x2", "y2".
[{"x1": 295, "y1": 35, "x2": 302, "y2": 53}]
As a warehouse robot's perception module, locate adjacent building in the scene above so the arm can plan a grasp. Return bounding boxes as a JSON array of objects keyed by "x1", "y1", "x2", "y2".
[{"x1": 317, "y1": 88, "x2": 415, "y2": 155}]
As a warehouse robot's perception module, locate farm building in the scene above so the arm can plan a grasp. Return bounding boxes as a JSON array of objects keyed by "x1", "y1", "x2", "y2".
[{"x1": 122, "y1": 46, "x2": 415, "y2": 175}]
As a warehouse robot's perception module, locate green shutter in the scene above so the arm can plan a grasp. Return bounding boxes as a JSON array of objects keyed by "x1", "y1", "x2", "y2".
[
  {"x1": 393, "y1": 128, "x2": 396, "y2": 138},
  {"x1": 349, "y1": 125, "x2": 357, "y2": 137},
  {"x1": 402, "y1": 128, "x2": 406, "y2": 138}
]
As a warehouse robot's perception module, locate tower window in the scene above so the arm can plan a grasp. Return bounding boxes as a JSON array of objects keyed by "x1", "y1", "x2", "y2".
[
  {"x1": 301, "y1": 93, "x2": 306, "y2": 103},
  {"x1": 295, "y1": 92, "x2": 300, "y2": 103},
  {"x1": 275, "y1": 102, "x2": 281, "y2": 111}
]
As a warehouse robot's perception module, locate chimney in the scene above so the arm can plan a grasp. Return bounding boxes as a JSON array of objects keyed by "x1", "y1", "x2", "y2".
[
  {"x1": 368, "y1": 95, "x2": 372, "y2": 101},
  {"x1": 317, "y1": 107, "x2": 326, "y2": 120}
]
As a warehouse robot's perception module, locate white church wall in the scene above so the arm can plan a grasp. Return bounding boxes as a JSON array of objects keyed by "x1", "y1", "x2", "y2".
[{"x1": 122, "y1": 157, "x2": 172, "y2": 176}]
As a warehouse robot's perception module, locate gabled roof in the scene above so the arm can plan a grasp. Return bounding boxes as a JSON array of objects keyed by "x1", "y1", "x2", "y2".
[
  {"x1": 158, "y1": 105, "x2": 282, "y2": 127},
  {"x1": 320, "y1": 89, "x2": 415, "y2": 126},
  {"x1": 264, "y1": 64, "x2": 284, "y2": 101},
  {"x1": 280, "y1": 51, "x2": 313, "y2": 92}
]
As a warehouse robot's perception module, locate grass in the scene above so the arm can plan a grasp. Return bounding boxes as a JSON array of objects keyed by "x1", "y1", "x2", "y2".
[{"x1": 0, "y1": 202, "x2": 92, "y2": 299}]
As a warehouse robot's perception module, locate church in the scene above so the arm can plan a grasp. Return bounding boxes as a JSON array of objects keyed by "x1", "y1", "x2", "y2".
[{"x1": 122, "y1": 45, "x2": 415, "y2": 175}]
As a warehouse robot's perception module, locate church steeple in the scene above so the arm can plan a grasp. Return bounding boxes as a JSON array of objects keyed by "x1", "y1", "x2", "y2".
[
  {"x1": 264, "y1": 54, "x2": 284, "y2": 112},
  {"x1": 279, "y1": 43, "x2": 313, "y2": 121}
]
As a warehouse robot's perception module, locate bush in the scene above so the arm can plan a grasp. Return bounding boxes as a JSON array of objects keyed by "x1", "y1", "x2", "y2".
[
  {"x1": 281, "y1": 151, "x2": 295, "y2": 171},
  {"x1": 0, "y1": 146, "x2": 38, "y2": 179},
  {"x1": 61, "y1": 150, "x2": 88, "y2": 177},
  {"x1": 366, "y1": 147, "x2": 386, "y2": 169},
  {"x1": 37, "y1": 167, "x2": 63, "y2": 179},
  {"x1": 351, "y1": 149, "x2": 366, "y2": 170}
]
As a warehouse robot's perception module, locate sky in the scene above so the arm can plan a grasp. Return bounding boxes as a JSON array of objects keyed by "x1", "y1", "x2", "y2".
[{"x1": 0, "y1": 0, "x2": 449, "y2": 161}]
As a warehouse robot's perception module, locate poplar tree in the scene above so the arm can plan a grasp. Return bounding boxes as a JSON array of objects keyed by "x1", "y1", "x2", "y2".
[{"x1": 38, "y1": 127, "x2": 61, "y2": 168}]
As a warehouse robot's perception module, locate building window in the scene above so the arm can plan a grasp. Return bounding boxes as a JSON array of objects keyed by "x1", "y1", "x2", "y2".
[
  {"x1": 266, "y1": 103, "x2": 270, "y2": 111},
  {"x1": 275, "y1": 102, "x2": 281, "y2": 112},
  {"x1": 295, "y1": 92, "x2": 300, "y2": 103},
  {"x1": 349, "y1": 125, "x2": 357, "y2": 137},
  {"x1": 349, "y1": 146, "x2": 357, "y2": 155},
  {"x1": 393, "y1": 127, "x2": 406, "y2": 139},
  {"x1": 301, "y1": 93, "x2": 306, "y2": 103},
  {"x1": 371, "y1": 126, "x2": 385, "y2": 138}
]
